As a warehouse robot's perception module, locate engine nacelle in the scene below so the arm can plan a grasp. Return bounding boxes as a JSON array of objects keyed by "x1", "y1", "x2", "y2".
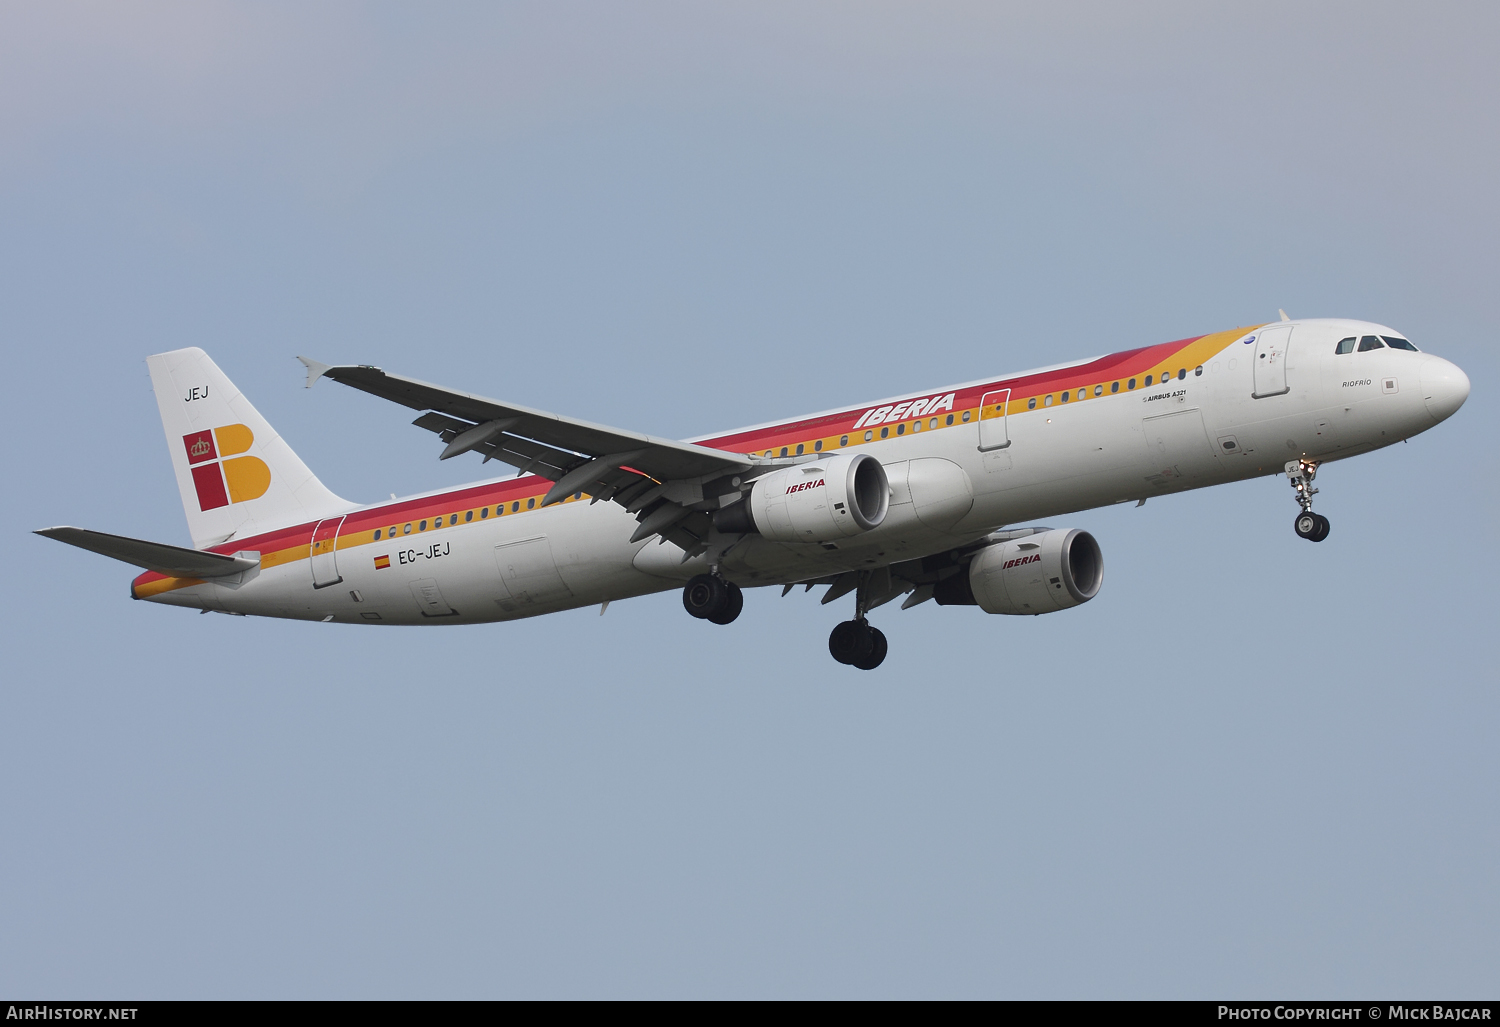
[
  {"x1": 967, "y1": 528, "x2": 1103, "y2": 615},
  {"x1": 719, "y1": 453, "x2": 890, "y2": 543}
]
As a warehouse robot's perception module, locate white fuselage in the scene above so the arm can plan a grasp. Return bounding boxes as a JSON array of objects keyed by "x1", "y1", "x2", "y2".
[{"x1": 137, "y1": 319, "x2": 1468, "y2": 624}]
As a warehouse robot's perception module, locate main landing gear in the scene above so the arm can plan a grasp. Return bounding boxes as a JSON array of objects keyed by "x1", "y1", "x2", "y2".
[
  {"x1": 1286, "y1": 458, "x2": 1331, "y2": 542},
  {"x1": 829, "y1": 619, "x2": 887, "y2": 670},
  {"x1": 826, "y1": 570, "x2": 890, "y2": 670},
  {"x1": 682, "y1": 573, "x2": 743, "y2": 625},
  {"x1": 682, "y1": 568, "x2": 892, "y2": 670}
]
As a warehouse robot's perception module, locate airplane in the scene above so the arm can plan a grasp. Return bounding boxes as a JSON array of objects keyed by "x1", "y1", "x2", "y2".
[{"x1": 36, "y1": 316, "x2": 1469, "y2": 670}]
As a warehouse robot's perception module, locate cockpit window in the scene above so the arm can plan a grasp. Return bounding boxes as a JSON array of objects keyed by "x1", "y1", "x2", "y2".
[
  {"x1": 1382, "y1": 336, "x2": 1419, "y2": 351},
  {"x1": 1357, "y1": 336, "x2": 1385, "y2": 352},
  {"x1": 1335, "y1": 337, "x2": 1356, "y2": 354}
]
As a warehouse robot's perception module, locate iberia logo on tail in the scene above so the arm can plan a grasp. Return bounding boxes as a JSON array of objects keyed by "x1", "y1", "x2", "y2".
[{"x1": 182, "y1": 424, "x2": 271, "y2": 511}]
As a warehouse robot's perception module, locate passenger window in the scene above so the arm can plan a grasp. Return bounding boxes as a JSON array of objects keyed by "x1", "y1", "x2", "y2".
[
  {"x1": 1358, "y1": 336, "x2": 1385, "y2": 352},
  {"x1": 1043, "y1": 394, "x2": 1053, "y2": 407},
  {"x1": 480, "y1": 507, "x2": 488, "y2": 518},
  {"x1": 419, "y1": 520, "x2": 427, "y2": 530},
  {"x1": 1111, "y1": 381, "x2": 1120, "y2": 393},
  {"x1": 795, "y1": 443, "x2": 804, "y2": 455},
  {"x1": 1094, "y1": 385, "x2": 1103, "y2": 396},
  {"x1": 1145, "y1": 375, "x2": 1153, "y2": 386},
  {"x1": 840, "y1": 435, "x2": 849, "y2": 446},
  {"x1": 465, "y1": 510, "x2": 473, "y2": 522},
  {"x1": 780, "y1": 447, "x2": 788, "y2": 457},
  {"x1": 1177, "y1": 369, "x2": 1186, "y2": 380},
  {"x1": 928, "y1": 418, "x2": 937, "y2": 429},
  {"x1": 374, "y1": 529, "x2": 382, "y2": 540},
  {"x1": 1059, "y1": 390, "x2": 1069, "y2": 403},
  {"x1": 864, "y1": 430, "x2": 873, "y2": 441},
  {"x1": 945, "y1": 414, "x2": 954, "y2": 425},
  {"x1": 880, "y1": 426, "x2": 889, "y2": 437},
  {"x1": 896, "y1": 423, "x2": 905, "y2": 434},
  {"x1": 1194, "y1": 365, "x2": 1203, "y2": 376},
  {"x1": 511, "y1": 502, "x2": 520, "y2": 512},
  {"x1": 1382, "y1": 336, "x2": 1419, "y2": 351},
  {"x1": 814, "y1": 439, "x2": 823, "y2": 451},
  {"x1": 1027, "y1": 397, "x2": 1037, "y2": 410},
  {"x1": 961, "y1": 410, "x2": 971, "y2": 422},
  {"x1": 527, "y1": 498, "x2": 535, "y2": 509},
  {"x1": 1128, "y1": 378, "x2": 1136, "y2": 390},
  {"x1": 1335, "y1": 337, "x2": 1356, "y2": 354}
]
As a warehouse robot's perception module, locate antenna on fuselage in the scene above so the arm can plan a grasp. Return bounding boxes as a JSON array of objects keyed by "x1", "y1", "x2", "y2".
[{"x1": 1278, "y1": 309, "x2": 1291, "y2": 322}]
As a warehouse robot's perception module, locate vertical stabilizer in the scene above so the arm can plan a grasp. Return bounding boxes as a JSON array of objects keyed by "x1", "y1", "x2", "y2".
[{"x1": 147, "y1": 348, "x2": 351, "y2": 549}]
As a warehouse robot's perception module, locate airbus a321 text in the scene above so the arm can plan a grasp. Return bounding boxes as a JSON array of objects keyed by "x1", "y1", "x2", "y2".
[{"x1": 38, "y1": 317, "x2": 1469, "y2": 669}]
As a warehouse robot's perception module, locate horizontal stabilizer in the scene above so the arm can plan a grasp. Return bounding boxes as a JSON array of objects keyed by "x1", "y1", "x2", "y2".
[{"x1": 34, "y1": 527, "x2": 259, "y2": 578}]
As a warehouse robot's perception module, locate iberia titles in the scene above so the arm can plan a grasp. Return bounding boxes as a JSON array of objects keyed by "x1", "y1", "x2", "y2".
[{"x1": 850, "y1": 392, "x2": 956, "y2": 429}]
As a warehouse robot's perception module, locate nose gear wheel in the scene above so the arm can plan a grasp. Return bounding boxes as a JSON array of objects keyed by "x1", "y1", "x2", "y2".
[{"x1": 1294, "y1": 511, "x2": 1331, "y2": 542}]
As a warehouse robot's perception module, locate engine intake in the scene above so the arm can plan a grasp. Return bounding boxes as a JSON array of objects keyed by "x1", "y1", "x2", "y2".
[
  {"x1": 965, "y1": 528, "x2": 1103, "y2": 614},
  {"x1": 715, "y1": 453, "x2": 889, "y2": 543}
]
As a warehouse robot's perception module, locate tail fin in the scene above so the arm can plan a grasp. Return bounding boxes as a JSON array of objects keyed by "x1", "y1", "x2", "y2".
[{"x1": 147, "y1": 348, "x2": 351, "y2": 549}]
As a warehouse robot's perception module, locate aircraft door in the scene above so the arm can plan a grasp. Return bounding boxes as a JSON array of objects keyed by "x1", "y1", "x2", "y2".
[
  {"x1": 309, "y1": 516, "x2": 345, "y2": 588},
  {"x1": 409, "y1": 578, "x2": 457, "y2": 617},
  {"x1": 1252, "y1": 326, "x2": 1293, "y2": 398},
  {"x1": 493, "y1": 535, "x2": 573, "y2": 612},
  {"x1": 1141, "y1": 409, "x2": 1222, "y2": 484},
  {"x1": 978, "y1": 389, "x2": 1011, "y2": 451}
]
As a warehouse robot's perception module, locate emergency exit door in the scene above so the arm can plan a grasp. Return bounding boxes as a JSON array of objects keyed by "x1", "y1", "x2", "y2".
[{"x1": 978, "y1": 389, "x2": 1011, "y2": 451}]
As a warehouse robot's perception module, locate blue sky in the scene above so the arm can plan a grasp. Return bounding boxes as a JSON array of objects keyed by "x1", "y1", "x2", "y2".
[{"x1": 2, "y1": 2, "x2": 1496, "y2": 997}]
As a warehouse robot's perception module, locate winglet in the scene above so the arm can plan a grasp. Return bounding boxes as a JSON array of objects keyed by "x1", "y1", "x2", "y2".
[{"x1": 297, "y1": 356, "x2": 333, "y2": 389}]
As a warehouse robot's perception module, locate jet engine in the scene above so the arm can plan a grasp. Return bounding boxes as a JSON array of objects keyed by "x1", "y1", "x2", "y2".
[
  {"x1": 965, "y1": 528, "x2": 1103, "y2": 615},
  {"x1": 715, "y1": 452, "x2": 889, "y2": 543}
]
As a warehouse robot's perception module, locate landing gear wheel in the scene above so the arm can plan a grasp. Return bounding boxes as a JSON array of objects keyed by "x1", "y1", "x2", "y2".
[
  {"x1": 683, "y1": 574, "x2": 728, "y2": 620},
  {"x1": 707, "y1": 582, "x2": 743, "y2": 624},
  {"x1": 829, "y1": 620, "x2": 886, "y2": 668},
  {"x1": 1285, "y1": 459, "x2": 1330, "y2": 542},
  {"x1": 829, "y1": 619, "x2": 874, "y2": 665},
  {"x1": 850, "y1": 627, "x2": 887, "y2": 670},
  {"x1": 1294, "y1": 511, "x2": 1331, "y2": 542}
]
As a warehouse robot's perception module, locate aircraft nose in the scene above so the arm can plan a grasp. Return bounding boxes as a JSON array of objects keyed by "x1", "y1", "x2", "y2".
[{"x1": 1420, "y1": 356, "x2": 1470, "y2": 423}]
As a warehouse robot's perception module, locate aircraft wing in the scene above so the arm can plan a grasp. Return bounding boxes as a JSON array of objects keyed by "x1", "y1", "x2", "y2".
[{"x1": 301, "y1": 358, "x2": 761, "y2": 554}]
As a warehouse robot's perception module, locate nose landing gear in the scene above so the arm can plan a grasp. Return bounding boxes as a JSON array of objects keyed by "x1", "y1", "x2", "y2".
[
  {"x1": 1286, "y1": 459, "x2": 1331, "y2": 542},
  {"x1": 683, "y1": 573, "x2": 744, "y2": 624}
]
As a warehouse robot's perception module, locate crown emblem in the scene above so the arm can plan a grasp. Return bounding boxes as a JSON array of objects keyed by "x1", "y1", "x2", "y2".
[{"x1": 190, "y1": 438, "x2": 212, "y2": 457}]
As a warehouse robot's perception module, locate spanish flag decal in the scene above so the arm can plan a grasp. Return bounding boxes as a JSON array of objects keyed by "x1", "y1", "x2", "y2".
[{"x1": 374, "y1": 555, "x2": 391, "y2": 570}]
